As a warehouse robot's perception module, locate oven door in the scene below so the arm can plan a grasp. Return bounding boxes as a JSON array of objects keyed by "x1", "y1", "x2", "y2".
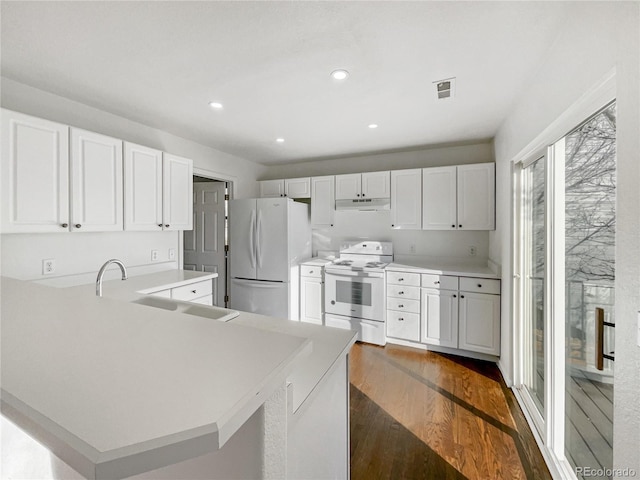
[{"x1": 324, "y1": 269, "x2": 385, "y2": 322}]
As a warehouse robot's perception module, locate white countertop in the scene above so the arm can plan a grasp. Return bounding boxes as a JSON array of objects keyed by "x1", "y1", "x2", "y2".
[
  {"x1": 387, "y1": 257, "x2": 500, "y2": 279},
  {"x1": 0, "y1": 271, "x2": 356, "y2": 479},
  {"x1": 300, "y1": 257, "x2": 333, "y2": 267}
]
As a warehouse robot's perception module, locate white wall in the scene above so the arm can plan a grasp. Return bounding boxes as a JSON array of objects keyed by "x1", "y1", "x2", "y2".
[
  {"x1": 313, "y1": 210, "x2": 489, "y2": 262},
  {"x1": 263, "y1": 141, "x2": 493, "y2": 179},
  {"x1": 492, "y1": 2, "x2": 639, "y2": 474},
  {"x1": 1, "y1": 78, "x2": 266, "y2": 282}
]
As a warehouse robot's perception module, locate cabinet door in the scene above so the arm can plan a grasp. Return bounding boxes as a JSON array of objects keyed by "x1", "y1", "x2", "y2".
[
  {"x1": 259, "y1": 179, "x2": 285, "y2": 197},
  {"x1": 163, "y1": 153, "x2": 193, "y2": 231},
  {"x1": 124, "y1": 142, "x2": 163, "y2": 231},
  {"x1": 311, "y1": 176, "x2": 335, "y2": 228},
  {"x1": 457, "y1": 163, "x2": 495, "y2": 230},
  {"x1": 284, "y1": 177, "x2": 311, "y2": 198},
  {"x1": 422, "y1": 166, "x2": 457, "y2": 230},
  {"x1": 421, "y1": 288, "x2": 458, "y2": 348},
  {"x1": 391, "y1": 169, "x2": 422, "y2": 229},
  {"x1": 361, "y1": 171, "x2": 390, "y2": 198},
  {"x1": 1, "y1": 110, "x2": 69, "y2": 233},
  {"x1": 458, "y1": 292, "x2": 500, "y2": 355},
  {"x1": 335, "y1": 174, "x2": 361, "y2": 199},
  {"x1": 70, "y1": 128, "x2": 123, "y2": 232},
  {"x1": 300, "y1": 277, "x2": 323, "y2": 325}
]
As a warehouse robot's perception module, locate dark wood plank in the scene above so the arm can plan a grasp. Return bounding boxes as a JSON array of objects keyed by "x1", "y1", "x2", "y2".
[{"x1": 350, "y1": 343, "x2": 552, "y2": 480}]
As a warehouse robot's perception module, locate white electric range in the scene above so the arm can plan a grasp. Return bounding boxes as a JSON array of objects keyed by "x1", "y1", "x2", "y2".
[{"x1": 324, "y1": 241, "x2": 392, "y2": 346}]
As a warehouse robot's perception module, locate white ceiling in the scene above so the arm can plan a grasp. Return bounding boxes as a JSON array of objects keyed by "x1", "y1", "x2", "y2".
[{"x1": 1, "y1": 1, "x2": 572, "y2": 165}]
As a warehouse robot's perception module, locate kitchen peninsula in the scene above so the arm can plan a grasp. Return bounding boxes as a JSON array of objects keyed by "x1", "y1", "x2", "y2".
[{"x1": 1, "y1": 272, "x2": 356, "y2": 480}]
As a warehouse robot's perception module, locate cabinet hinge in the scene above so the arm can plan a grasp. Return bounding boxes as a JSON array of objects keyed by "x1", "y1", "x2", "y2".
[
  {"x1": 224, "y1": 245, "x2": 229, "y2": 252},
  {"x1": 224, "y1": 295, "x2": 229, "y2": 303},
  {"x1": 225, "y1": 194, "x2": 230, "y2": 201}
]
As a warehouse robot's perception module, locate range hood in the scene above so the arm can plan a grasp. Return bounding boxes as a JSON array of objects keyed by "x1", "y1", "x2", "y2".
[{"x1": 335, "y1": 198, "x2": 390, "y2": 211}]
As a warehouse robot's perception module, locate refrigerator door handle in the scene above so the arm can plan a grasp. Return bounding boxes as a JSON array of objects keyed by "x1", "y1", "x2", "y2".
[
  {"x1": 232, "y1": 278, "x2": 285, "y2": 288},
  {"x1": 256, "y1": 209, "x2": 263, "y2": 268},
  {"x1": 249, "y1": 209, "x2": 256, "y2": 268}
]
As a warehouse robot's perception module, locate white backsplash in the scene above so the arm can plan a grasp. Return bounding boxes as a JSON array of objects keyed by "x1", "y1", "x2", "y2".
[{"x1": 312, "y1": 210, "x2": 489, "y2": 261}]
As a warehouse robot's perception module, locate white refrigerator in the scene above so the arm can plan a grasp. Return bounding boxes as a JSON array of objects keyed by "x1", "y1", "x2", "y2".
[{"x1": 229, "y1": 198, "x2": 311, "y2": 319}]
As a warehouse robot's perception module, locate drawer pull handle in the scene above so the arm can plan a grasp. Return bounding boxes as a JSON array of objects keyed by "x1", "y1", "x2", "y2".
[
  {"x1": 309, "y1": 270, "x2": 314, "y2": 273},
  {"x1": 453, "y1": 294, "x2": 457, "y2": 298},
  {"x1": 398, "y1": 278, "x2": 404, "y2": 281},
  {"x1": 398, "y1": 317, "x2": 404, "y2": 321},
  {"x1": 398, "y1": 304, "x2": 404, "y2": 308},
  {"x1": 478, "y1": 284, "x2": 482, "y2": 288},
  {"x1": 61, "y1": 223, "x2": 68, "y2": 228},
  {"x1": 75, "y1": 224, "x2": 82, "y2": 228},
  {"x1": 434, "y1": 281, "x2": 440, "y2": 284},
  {"x1": 452, "y1": 224, "x2": 456, "y2": 228},
  {"x1": 158, "y1": 224, "x2": 163, "y2": 227},
  {"x1": 192, "y1": 290, "x2": 197, "y2": 294},
  {"x1": 165, "y1": 224, "x2": 170, "y2": 228},
  {"x1": 398, "y1": 291, "x2": 404, "y2": 294},
  {"x1": 460, "y1": 295, "x2": 465, "y2": 299}
]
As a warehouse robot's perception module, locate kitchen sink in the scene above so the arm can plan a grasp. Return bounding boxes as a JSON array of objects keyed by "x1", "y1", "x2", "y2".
[
  {"x1": 182, "y1": 305, "x2": 240, "y2": 322},
  {"x1": 131, "y1": 296, "x2": 179, "y2": 311},
  {"x1": 131, "y1": 295, "x2": 239, "y2": 322}
]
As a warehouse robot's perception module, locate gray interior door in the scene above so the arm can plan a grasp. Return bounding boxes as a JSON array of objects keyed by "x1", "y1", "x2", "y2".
[{"x1": 184, "y1": 182, "x2": 227, "y2": 306}]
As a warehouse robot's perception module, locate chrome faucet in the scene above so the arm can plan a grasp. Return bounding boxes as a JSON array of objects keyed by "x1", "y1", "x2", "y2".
[{"x1": 96, "y1": 259, "x2": 128, "y2": 297}]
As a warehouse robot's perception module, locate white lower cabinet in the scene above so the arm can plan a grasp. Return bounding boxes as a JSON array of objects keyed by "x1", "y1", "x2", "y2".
[
  {"x1": 386, "y1": 269, "x2": 501, "y2": 357},
  {"x1": 300, "y1": 277, "x2": 323, "y2": 325},
  {"x1": 149, "y1": 279, "x2": 213, "y2": 306},
  {"x1": 421, "y1": 288, "x2": 458, "y2": 348},
  {"x1": 299, "y1": 262, "x2": 327, "y2": 325},
  {"x1": 458, "y1": 292, "x2": 500, "y2": 355}
]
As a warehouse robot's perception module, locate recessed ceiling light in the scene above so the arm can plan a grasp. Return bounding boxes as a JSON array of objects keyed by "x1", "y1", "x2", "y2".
[
  {"x1": 368, "y1": 124, "x2": 378, "y2": 129},
  {"x1": 276, "y1": 138, "x2": 285, "y2": 143},
  {"x1": 208, "y1": 101, "x2": 223, "y2": 109},
  {"x1": 330, "y1": 69, "x2": 349, "y2": 80}
]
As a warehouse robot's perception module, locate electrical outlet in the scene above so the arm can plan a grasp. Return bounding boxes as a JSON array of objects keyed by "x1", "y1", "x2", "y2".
[
  {"x1": 468, "y1": 245, "x2": 477, "y2": 257},
  {"x1": 151, "y1": 250, "x2": 159, "y2": 261},
  {"x1": 168, "y1": 248, "x2": 175, "y2": 260},
  {"x1": 42, "y1": 259, "x2": 56, "y2": 275},
  {"x1": 409, "y1": 244, "x2": 416, "y2": 254}
]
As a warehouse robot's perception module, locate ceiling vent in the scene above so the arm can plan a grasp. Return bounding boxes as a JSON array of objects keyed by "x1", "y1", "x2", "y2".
[{"x1": 434, "y1": 77, "x2": 456, "y2": 100}]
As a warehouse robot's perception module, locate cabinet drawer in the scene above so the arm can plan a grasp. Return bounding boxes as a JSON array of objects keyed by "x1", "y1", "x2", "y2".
[
  {"x1": 386, "y1": 310, "x2": 420, "y2": 342},
  {"x1": 421, "y1": 274, "x2": 458, "y2": 290},
  {"x1": 387, "y1": 284, "x2": 420, "y2": 300},
  {"x1": 386, "y1": 271, "x2": 420, "y2": 286},
  {"x1": 387, "y1": 297, "x2": 420, "y2": 314},
  {"x1": 300, "y1": 265, "x2": 323, "y2": 278},
  {"x1": 459, "y1": 277, "x2": 500, "y2": 295},
  {"x1": 171, "y1": 280, "x2": 213, "y2": 301}
]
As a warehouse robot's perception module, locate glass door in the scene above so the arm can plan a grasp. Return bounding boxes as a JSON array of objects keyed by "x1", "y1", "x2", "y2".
[
  {"x1": 521, "y1": 154, "x2": 548, "y2": 422},
  {"x1": 562, "y1": 102, "x2": 616, "y2": 478},
  {"x1": 514, "y1": 100, "x2": 616, "y2": 480}
]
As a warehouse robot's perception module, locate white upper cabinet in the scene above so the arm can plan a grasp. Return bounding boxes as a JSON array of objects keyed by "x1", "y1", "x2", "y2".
[
  {"x1": 311, "y1": 175, "x2": 335, "y2": 228},
  {"x1": 390, "y1": 169, "x2": 422, "y2": 229},
  {"x1": 1, "y1": 110, "x2": 70, "y2": 233},
  {"x1": 70, "y1": 128, "x2": 123, "y2": 232},
  {"x1": 284, "y1": 177, "x2": 311, "y2": 198},
  {"x1": 361, "y1": 171, "x2": 390, "y2": 198},
  {"x1": 124, "y1": 142, "x2": 163, "y2": 231},
  {"x1": 335, "y1": 171, "x2": 390, "y2": 199},
  {"x1": 260, "y1": 178, "x2": 311, "y2": 198},
  {"x1": 422, "y1": 166, "x2": 457, "y2": 230},
  {"x1": 334, "y1": 174, "x2": 361, "y2": 200},
  {"x1": 422, "y1": 163, "x2": 495, "y2": 231},
  {"x1": 457, "y1": 163, "x2": 495, "y2": 230},
  {"x1": 163, "y1": 153, "x2": 193, "y2": 231},
  {"x1": 259, "y1": 179, "x2": 285, "y2": 198}
]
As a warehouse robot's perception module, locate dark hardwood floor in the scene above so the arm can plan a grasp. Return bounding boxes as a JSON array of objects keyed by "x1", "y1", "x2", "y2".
[{"x1": 349, "y1": 343, "x2": 552, "y2": 480}]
